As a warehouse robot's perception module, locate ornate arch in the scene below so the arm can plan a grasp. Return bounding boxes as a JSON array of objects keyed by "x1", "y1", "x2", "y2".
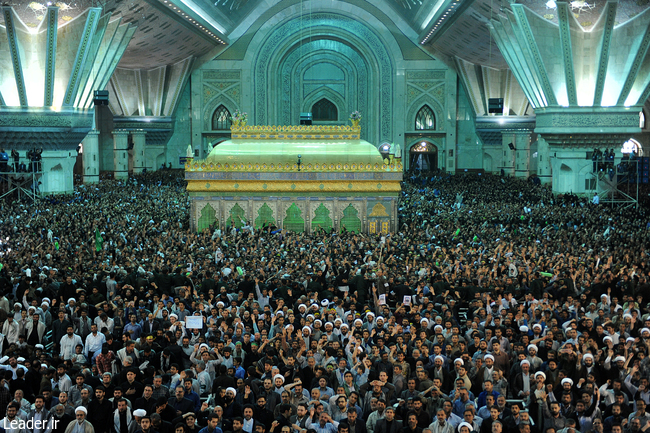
[
  {"x1": 253, "y1": 12, "x2": 394, "y2": 142},
  {"x1": 283, "y1": 46, "x2": 366, "y2": 134},
  {"x1": 203, "y1": 95, "x2": 238, "y2": 131},
  {"x1": 406, "y1": 94, "x2": 446, "y2": 132}
]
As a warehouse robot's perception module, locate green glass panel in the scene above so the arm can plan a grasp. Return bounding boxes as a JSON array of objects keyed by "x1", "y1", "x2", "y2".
[
  {"x1": 226, "y1": 203, "x2": 246, "y2": 229},
  {"x1": 197, "y1": 204, "x2": 217, "y2": 233},
  {"x1": 283, "y1": 203, "x2": 305, "y2": 233},
  {"x1": 341, "y1": 204, "x2": 361, "y2": 233},
  {"x1": 255, "y1": 203, "x2": 275, "y2": 229},
  {"x1": 311, "y1": 203, "x2": 333, "y2": 233}
]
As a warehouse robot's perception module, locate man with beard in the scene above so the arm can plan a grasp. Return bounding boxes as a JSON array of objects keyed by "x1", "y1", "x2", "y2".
[
  {"x1": 59, "y1": 326, "x2": 83, "y2": 362},
  {"x1": 135, "y1": 385, "x2": 157, "y2": 415},
  {"x1": 198, "y1": 414, "x2": 222, "y2": 433},
  {"x1": 55, "y1": 392, "x2": 76, "y2": 417},
  {"x1": 51, "y1": 404, "x2": 75, "y2": 433},
  {"x1": 64, "y1": 407, "x2": 94, "y2": 433},
  {"x1": 27, "y1": 395, "x2": 51, "y2": 433},
  {"x1": 254, "y1": 395, "x2": 274, "y2": 432},
  {"x1": 88, "y1": 386, "x2": 113, "y2": 433},
  {"x1": 168, "y1": 387, "x2": 194, "y2": 417},
  {"x1": 134, "y1": 416, "x2": 156, "y2": 433},
  {"x1": 113, "y1": 398, "x2": 137, "y2": 433},
  {"x1": 222, "y1": 387, "x2": 243, "y2": 420}
]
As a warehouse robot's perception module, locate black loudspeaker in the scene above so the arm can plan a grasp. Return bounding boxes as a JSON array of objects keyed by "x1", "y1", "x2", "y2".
[
  {"x1": 93, "y1": 90, "x2": 109, "y2": 106},
  {"x1": 300, "y1": 112, "x2": 312, "y2": 125},
  {"x1": 488, "y1": 98, "x2": 504, "y2": 114},
  {"x1": 508, "y1": 142, "x2": 515, "y2": 151}
]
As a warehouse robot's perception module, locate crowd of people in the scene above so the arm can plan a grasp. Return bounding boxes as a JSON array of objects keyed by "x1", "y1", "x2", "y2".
[{"x1": 0, "y1": 169, "x2": 648, "y2": 433}]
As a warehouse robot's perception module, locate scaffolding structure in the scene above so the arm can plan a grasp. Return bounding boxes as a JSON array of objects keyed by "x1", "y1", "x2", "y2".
[
  {"x1": 588, "y1": 158, "x2": 640, "y2": 209},
  {"x1": 0, "y1": 157, "x2": 43, "y2": 202}
]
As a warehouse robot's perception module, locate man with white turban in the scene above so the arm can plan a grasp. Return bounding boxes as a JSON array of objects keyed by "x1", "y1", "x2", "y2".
[{"x1": 64, "y1": 407, "x2": 95, "y2": 433}]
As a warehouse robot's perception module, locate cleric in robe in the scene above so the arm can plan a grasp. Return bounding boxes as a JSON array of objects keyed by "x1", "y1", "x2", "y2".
[{"x1": 64, "y1": 407, "x2": 94, "y2": 433}]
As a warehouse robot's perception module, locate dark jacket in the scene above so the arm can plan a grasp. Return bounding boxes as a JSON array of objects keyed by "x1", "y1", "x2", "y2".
[{"x1": 375, "y1": 419, "x2": 403, "y2": 433}]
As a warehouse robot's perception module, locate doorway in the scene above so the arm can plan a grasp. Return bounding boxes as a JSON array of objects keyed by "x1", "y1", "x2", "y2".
[{"x1": 409, "y1": 141, "x2": 438, "y2": 171}]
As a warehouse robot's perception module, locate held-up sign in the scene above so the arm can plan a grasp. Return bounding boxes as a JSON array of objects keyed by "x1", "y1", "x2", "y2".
[{"x1": 186, "y1": 316, "x2": 203, "y2": 329}]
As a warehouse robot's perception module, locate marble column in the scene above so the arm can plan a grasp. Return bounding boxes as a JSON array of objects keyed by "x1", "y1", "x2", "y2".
[
  {"x1": 131, "y1": 130, "x2": 147, "y2": 174},
  {"x1": 514, "y1": 133, "x2": 531, "y2": 178},
  {"x1": 82, "y1": 130, "x2": 100, "y2": 184},
  {"x1": 537, "y1": 137, "x2": 552, "y2": 185},
  {"x1": 501, "y1": 133, "x2": 516, "y2": 176},
  {"x1": 113, "y1": 130, "x2": 130, "y2": 179}
]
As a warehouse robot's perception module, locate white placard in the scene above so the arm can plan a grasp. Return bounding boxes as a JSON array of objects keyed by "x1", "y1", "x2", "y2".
[
  {"x1": 186, "y1": 316, "x2": 203, "y2": 329},
  {"x1": 403, "y1": 296, "x2": 411, "y2": 305},
  {"x1": 339, "y1": 285, "x2": 349, "y2": 292},
  {"x1": 384, "y1": 283, "x2": 389, "y2": 287},
  {"x1": 378, "y1": 294, "x2": 386, "y2": 305}
]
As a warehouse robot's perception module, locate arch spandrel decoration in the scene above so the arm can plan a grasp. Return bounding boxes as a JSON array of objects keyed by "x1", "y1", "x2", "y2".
[{"x1": 255, "y1": 12, "x2": 393, "y2": 142}]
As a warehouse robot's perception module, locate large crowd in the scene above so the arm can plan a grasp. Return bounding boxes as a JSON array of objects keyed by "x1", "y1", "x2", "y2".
[{"x1": 0, "y1": 169, "x2": 648, "y2": 433}]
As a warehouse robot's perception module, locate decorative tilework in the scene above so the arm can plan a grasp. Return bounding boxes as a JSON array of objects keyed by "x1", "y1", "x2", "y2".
[
  {"x1": 511, "y1": 5, "x2": 558, "y2": 106},
  {"x1": 63, "y1": 8, "x2": 101, "y2": 106},
  {"x1": 557, "y1": 4, "x2": 577, "y2": 105},
  {"x1": 3, "y1": 7, "x2": 28, "y2": 106},
  {"x1": 44, "y1": 7, "x2": 58, "y2": 107},
  {"x1": 593, "y1": 1, "x2": 617, "y2": 106},
  {"x1": 617, "y1": 23, "x2": 650, "y2": 105}
]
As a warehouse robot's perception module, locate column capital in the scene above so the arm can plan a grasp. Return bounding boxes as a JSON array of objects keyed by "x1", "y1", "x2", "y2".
[
  {"x1": 130, "y1": 130, "x2": 147, "y2": 136},
  {"x1": 112, "y1": 129, "x2": 130, "y2": 136}
]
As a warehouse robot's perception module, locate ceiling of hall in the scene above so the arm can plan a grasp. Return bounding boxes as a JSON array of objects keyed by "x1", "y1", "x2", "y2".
[
  {"x1": 3, "y1": 0, "x2": 649, "y2": 72},
  {"x1": 3, "y1": 0, "x2": 223, "y2": 70}
]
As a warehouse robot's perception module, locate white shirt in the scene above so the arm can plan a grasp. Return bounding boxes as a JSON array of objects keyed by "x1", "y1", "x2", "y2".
[
  {"x1": 243, "y1": 418, "x2": 254, "y2": 433},
  {"x1": 58, "y1": 374, "x2": 72, "y2": 393},
  {"x1": 60, "y1": 334, "x2": 83, "y2": 360},
  {"x1": 84, "y1": 332, "x2": 106, "y2": 356}
]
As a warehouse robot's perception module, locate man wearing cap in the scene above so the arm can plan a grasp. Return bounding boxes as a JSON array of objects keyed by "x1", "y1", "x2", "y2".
[{"x1": 64, "y1": 407, "x2": 94, "y2": 433}]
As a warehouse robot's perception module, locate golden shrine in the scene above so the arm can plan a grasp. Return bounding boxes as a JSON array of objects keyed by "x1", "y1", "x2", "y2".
[{"x1": 185, "y1": 124, "x2": 402, "y2": 234}]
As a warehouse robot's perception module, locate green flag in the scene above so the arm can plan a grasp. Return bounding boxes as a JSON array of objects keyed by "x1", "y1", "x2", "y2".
[{"x1": 95, "y1": 229, "x2": 103, "y2": 252}]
